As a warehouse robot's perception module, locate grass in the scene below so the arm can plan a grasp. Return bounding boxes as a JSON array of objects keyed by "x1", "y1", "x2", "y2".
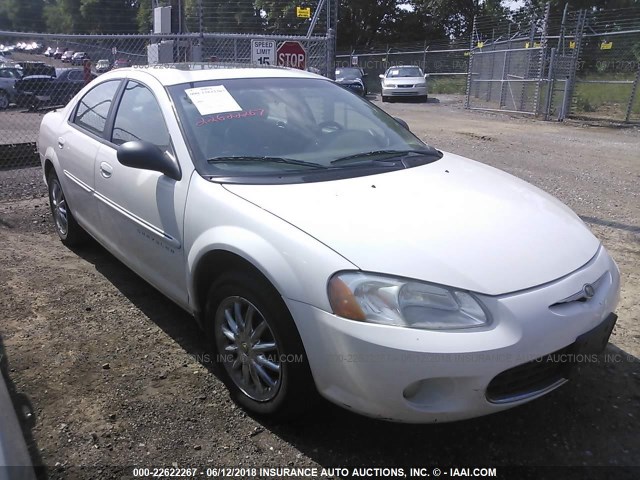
[
  {"x1": 573, "y1": 74, "x2": 640, "y2": 118},
  {"x1": 428, "y1": 75, "x2": 468, "y2": 94}
]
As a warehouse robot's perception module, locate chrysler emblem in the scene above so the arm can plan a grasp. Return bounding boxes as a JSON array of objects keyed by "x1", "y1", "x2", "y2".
[{"x1": 583, "y1": 283, "x2": 595, "y2": 299}]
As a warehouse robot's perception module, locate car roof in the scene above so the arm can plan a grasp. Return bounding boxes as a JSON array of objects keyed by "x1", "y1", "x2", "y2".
[
  {"x1": 387, "y1": 65, "x2": 422, "y2": 70},
  {"x1": 97, "y1": 64, "x2": 323, "y2": 86}
]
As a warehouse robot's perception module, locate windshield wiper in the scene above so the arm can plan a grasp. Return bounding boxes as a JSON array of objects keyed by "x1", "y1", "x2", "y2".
[
  {"x1": 208, "y1": 156, "x2": 326, "y2": 169},
  {"x1": 330, "y1": 149, "x2": 439, "y2": 165}
]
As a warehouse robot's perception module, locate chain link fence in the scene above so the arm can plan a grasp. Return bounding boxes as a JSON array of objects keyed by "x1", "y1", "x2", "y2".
[
  {"x1": 467, "y1": 4, "x2": 555, "y2": 116},
  {"x1": 0, "y1": 31, "x2": 330, "y2": 170},
  {"x1": 465, "y1": 5, "x2": 640, "y2": 123},
  {"x1": 2, "y1": 3, "x2": 639, "y2": 172},
  {"x1": 573, "y1": 8, "x2": 640, "y2": 123},
  {"x1": 336, "y1": 40, "x2": 469, "y2": 96}
]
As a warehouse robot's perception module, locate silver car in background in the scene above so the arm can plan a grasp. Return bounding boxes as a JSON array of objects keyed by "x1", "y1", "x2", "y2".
[{"x1": 380, "y1": 65, "x2": 428, "y2": 102}]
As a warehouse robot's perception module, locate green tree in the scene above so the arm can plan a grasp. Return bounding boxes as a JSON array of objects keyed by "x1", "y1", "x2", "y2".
[
  {"x1": 337, "y1": 0, "x2": 398, "y2": 47},
  {"x1": 80, "y1": 0, "x2": 140, "y2": 33},
  {"x1": 184, "y1": 0, "x2": 262, "y2": 33},
  {"x1": 413, "y1": 0, "x2": 508, "y2": 39},
  {"x1": 0, "y1": 0, "x2": 45, "y2": 32},
  {"x1": 43, "y1": 0, "x2": 84, "y2": 33}
]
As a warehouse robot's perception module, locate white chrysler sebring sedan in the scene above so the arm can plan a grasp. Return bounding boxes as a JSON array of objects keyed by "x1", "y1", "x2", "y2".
[{"x1": 38, "y1": 65, "x2": 620, "y2": 423}]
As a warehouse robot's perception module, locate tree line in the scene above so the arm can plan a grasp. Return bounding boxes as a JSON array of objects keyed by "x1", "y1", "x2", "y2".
[{"x1": 0, "y1": 0, "x2": 638, "y2": 48}]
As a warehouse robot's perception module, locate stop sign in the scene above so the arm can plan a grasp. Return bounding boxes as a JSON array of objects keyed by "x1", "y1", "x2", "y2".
[{"x1": 277, "y1": 41, "x2": 306, "y2": 70}]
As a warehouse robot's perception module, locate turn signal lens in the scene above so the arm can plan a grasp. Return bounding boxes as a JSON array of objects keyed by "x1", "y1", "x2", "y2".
[{"x1": 328, "y1": 276, "x2": 366, "y2": 321}]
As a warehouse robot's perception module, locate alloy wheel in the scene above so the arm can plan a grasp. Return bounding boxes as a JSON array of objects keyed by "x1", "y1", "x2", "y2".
[
  {"x1": 214, "y1": 296, "x2": 282, "y2": 402},
  {"x1": 50, "y1": 179, "x2": 68, "y2": 236}
]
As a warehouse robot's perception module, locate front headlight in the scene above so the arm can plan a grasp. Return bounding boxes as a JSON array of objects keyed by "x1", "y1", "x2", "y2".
[{"x1": 328, "y1": 272, "x2": 490, "y2": 330}]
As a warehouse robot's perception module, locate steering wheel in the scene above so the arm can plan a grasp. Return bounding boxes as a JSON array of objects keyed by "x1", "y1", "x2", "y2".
[{"x1": 317, "y1": 121, "x2": 344, "y2": 134}]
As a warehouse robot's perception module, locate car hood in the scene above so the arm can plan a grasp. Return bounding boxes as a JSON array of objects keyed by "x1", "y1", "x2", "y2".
[
  {"x1": 384, "y1": 76, "x2": 425, "y2": 85},
  {"x1": 223, "y1": 152, "x2": 600, "y2": 295}
]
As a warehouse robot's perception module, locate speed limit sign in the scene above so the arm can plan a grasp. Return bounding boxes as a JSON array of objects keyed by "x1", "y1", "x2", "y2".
[{"x1": 251, "y1": 39, "x2": 276, "y2": 66}]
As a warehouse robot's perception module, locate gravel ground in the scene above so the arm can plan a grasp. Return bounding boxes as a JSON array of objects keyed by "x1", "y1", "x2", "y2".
[{"x1": 0, "y1": 95, "x2": 639, "y2": 480}]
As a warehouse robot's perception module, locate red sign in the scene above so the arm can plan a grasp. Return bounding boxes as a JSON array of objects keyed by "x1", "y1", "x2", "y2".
[{"x1": 277, "y1": 41, "x2": 306, "y2": 70}]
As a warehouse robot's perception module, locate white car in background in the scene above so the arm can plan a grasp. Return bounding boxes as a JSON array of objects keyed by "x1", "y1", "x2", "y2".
[
  {"x1": 380, "y1": 65, "x2": 428, "y2": 102},
  {"x1": 38, "y1": 65, "x2": 620, "y2": 423}
]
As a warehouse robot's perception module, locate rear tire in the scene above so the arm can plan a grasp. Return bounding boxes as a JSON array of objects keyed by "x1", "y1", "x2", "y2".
[
  {"x1": 205, "y1": 270, "x2": 317, "y2": 420},
  {"x1": 0, "y1": 91, "x2": 9, "y2": 110},
  {"x1": 47, "y1": 170, "x2": 87, "y2": 247}
]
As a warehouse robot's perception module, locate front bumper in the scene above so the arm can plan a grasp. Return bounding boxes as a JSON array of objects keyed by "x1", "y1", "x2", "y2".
[
  {"x1": 338, "y1": 83, "x2": 365, "y2": 96},
  {"x1": 286, "y1": 246, "x2": 620, "y2": 423},
  {"x1": 382, "y1": 84, "x2": 427, "y2": 97}
]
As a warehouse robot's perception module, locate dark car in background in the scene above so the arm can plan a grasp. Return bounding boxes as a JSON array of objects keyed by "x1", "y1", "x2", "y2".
[
  {"x1": 71, "y1": 52, "x2": 90, "y2": 66},
  {"x1": 0, "y1": 66, "x2": 22, "y2": 109},
  {"x1": 52, "y1": 47, "x2": 64, "y2": 59},
  {"x1": 15, "y1": 68, "x2": 95, "y2": 109},
  {"x1": 334, "y1": 67, "x2": 368, "y2": 97},
  {"x1": 15, "y1": 61, "x2": 56, "y2": 77}
]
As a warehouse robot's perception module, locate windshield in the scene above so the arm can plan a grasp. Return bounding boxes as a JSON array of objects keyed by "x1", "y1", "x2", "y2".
[
  {"x1": 168, "y1": 77, "x2": 439, "y2": 182},
  {"x1": 386, "y1": 67, "x2": 423, "y2": 78},
  {"x1": 0, "y1": 68, "x2": 21, "y2": 79},
  {"x1": 335, "y1": 68, "x2": 362, "y2": 80}
]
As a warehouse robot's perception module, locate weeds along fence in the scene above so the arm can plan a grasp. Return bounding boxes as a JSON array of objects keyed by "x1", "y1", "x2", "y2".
[{"x1": 0, "y1": 31, "x2": 331, "y2": 170}]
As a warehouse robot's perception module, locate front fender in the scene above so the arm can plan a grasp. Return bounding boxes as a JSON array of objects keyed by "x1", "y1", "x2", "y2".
[{"x1": 184, "y1": 177, "x2": 357, "y2": 315}]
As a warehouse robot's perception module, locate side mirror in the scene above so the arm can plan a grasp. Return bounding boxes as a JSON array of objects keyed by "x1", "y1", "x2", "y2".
[
  {"x1": 394, "y1": 117, "x2": 410, "y2": 131},
  {"x1": 117, "y1": 141, "x2": 181, "y2": 181},
  {"x1": 379, "y1": 74, "x2": 384, "y2": 79}
]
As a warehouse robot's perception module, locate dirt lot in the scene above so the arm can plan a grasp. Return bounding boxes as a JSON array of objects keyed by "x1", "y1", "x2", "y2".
[{"x1": 1, "y1": 96, "x2": 639, "y2": 479}]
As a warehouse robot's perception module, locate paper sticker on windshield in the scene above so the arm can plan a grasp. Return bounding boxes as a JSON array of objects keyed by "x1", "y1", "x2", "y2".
[
  {"x1": 185, "y1": 85, "x2": 242, "y2": 116},
  {"x1": 390, "y1": 69, "x2": 399, "y2": 75}
]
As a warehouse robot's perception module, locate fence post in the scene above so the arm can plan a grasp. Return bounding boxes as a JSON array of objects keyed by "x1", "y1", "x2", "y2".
[
  {"x1": 499, "y1": 24, "x2": 512, "y2": 108},
  {"x1": 422, "y1": 40, "x2": 427, "y2": 71},
  {"x1": 557, "y1": 2, "x2": 569, "y2": 53},
  {"x1": 464, "y1": 16, "x2": 477, "y2": 109},
  {"x1": 561, "y1": 9, "x2": 587, "y2": 121},
  {"x1": 544, "y1": 47, "x2": 557, "y2": 120},
  {"x1": 486, "y1": 44, "x2": 496, "y2": 102},
  {"x1": 519, "y1": 16, "x2": 537, "y2": 111},
  {"x1": 326, "y1": 28, "x2": 336, "y2": 79},
  {"x1": 625, "y1": 65, "x2": 640, "y2": 123},
  {"x1": 534, "y1": 2, "x2": 550, "y2": 116}
]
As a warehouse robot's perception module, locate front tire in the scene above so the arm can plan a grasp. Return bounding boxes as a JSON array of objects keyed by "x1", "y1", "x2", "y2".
[
  {"x1": 205, "y1": 271, "x2": 316, "y2": 419},
  {"x1": 47, "y1": 170, "x2": 87, "y2": 247}
]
